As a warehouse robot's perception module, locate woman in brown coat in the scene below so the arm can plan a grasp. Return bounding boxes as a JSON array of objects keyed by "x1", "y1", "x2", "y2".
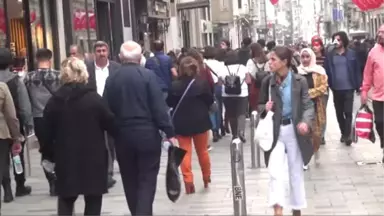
[
  {"x1": 0, "y1": 82, "x2": 22, "y2": 213},
  {"x1": 298, "y1": 48, "x2": 328, "y2": 165}
]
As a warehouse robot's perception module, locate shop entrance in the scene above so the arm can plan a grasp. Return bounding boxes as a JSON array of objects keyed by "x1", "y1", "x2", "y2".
[{"x1": 0, "y1": 0, "x2": 59, "y2": 71}]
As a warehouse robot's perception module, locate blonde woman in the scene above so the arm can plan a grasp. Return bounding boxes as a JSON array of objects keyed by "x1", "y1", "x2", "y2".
[{"x1": 42, "y1": 57, "x2": 115, "y2": 216}]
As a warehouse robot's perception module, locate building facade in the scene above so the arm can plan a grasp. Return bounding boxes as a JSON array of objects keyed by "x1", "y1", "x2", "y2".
[{"x1": 0, "y1": 0, "x2": 125, "y2": 70}]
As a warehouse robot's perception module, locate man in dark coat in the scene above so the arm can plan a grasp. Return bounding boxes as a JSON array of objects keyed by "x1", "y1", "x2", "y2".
[
  {"x1": 104, "y1": 41, "x2": 176, "y2": 216},
  {"x1": 85, "y1": 41, "x2": 120, "y2": 188}
]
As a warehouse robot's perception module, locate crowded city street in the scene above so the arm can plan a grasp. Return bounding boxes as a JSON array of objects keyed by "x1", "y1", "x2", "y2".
[{"x1": 3, "y1": 93, "x2": 383, "y2": 215}]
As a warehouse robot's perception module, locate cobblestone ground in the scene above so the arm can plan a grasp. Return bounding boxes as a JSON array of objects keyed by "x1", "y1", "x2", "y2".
[{"x1": 3, "y1": 93, "x2": 384, "y2": 215}]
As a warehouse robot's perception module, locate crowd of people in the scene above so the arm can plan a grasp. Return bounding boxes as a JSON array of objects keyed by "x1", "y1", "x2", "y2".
[{"x1": 0, "y1": 24, "x2": 382, "y2": 216}]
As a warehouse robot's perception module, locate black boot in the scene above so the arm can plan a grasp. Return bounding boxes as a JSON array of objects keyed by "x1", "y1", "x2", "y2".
[
  {"x1": 15, "y1": 185, "x2": 32, "y2": 197},
  {"x1": 3, "y1": 183, "x2": 14, "y2": 203},
  {"x1": 220, "y1": 125, "x2": 226, "y2": 137},
  {"x1": 212, "y1": 130, "x2": 220, "y2": 142},
  {"x1": 239, "y1": 131, "x2": 246, "y2": 143},
  {"x1": 49, "y1": 180, "x2": 57, "y2": 196}
]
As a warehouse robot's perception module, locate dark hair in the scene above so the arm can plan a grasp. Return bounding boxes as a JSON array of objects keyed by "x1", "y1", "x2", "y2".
[
  {"x1": 271, "y1": 46, "x2": 298, "y2": 73},
  {"x1": 93, "y1": 41, "x2": 109, "y2": 51},
  {"x1": 35, "y1": 48, "x2": 53, "y2": 62},
  {"x1": 203, "y1": 46, "x2": 217, "y2": 59},
  {"x1": 242, "y1": 37, "x2": 252, "y2": 47},
  {"x1": 153, "y1": 40, "x2": 164, "y2": 52},
  {"x1": 332, "y1": 31, "x2": 349, "y2": 48},
  {"x1": 0, "y1": 48, "x2": 13, "y2": 70},
  {"x1": 266, "y1": 41, "x2": 276, "y2": 51},
  {"x1": 257, "y1": 39, "x2": 266, "y2": 48},
  {"x1": 221, "y1": 39, "x2": 230, "y2": 48},
  {"x1": 181, "y1": 47, "x2": 188, "y2": 54},
  {"x1": 224, "y1": 50, "x2": 239, "y2": 65},
  {"x1": 186, "y1": 48, "x2": 204, "y2": 70},
  {"x1": 179, "y1": 56, "x2": 199, "y2": 78},
  {"x1": 215, "y1": 48, "x2": 226, "y2": 62},
  {"x1": 250, "y1": 43, "x2": 268, "y2": 63}
]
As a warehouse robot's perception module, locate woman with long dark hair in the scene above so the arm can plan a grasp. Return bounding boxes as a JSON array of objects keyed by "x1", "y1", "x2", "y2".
[
  {"x1": 258, "y1": 46, "x2": 314, "y2": 216},
  {"x1": 246, "y1": 43, "x2": 270, "y2": 112}
]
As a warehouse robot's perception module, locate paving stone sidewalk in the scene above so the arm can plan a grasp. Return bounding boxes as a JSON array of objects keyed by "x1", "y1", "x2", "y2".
[{"x1": 2, "y1": 93, "x2": 383, "y2": 215}]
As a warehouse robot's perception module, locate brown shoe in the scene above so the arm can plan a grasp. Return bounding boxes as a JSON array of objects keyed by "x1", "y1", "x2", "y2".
[
  {"x1": 184, "y1": 182, "x2": 195, "y2": 194},
  {"x1": 203, "y1": 177, "x2": 211, "y2": 188}
]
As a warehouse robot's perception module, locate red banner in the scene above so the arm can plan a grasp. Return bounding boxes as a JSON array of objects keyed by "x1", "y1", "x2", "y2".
[
  {"x1": 353, "y1": 0, "x2": 384, "y2": 11},
  {"x1": 73, "y1": 10, "x2": 96, "y2": 30}
]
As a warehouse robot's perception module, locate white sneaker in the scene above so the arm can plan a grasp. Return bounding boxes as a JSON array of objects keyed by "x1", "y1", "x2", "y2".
[{"x1": 303, "y1": 165, "x2": 309, "y2": 170}]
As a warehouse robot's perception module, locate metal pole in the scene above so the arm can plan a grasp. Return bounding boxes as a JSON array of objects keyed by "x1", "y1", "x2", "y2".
[
  {"x1": 230, "y1": 138, "x2": 247, "y2": 216},
  {"x1": 250, "y1": 111, "x2": 256, "y2": 169}
]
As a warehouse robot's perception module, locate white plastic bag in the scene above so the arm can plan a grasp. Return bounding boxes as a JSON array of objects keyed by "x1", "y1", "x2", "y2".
[{"x1": 255, "y1": 111, "x2": 274, "y2": 151}]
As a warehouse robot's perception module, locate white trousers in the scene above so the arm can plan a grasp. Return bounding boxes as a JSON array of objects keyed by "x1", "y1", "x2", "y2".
[{"x1": 268, "y1": 123, "x2": 307, "y2": 210}]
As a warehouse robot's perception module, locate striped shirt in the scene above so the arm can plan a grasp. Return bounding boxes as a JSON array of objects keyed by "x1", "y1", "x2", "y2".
[{"x1": 316, "y1": 56, "x2": 325, "y2": 67}]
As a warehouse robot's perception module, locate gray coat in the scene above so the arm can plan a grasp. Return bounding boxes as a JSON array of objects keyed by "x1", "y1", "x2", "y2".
[{"x1": 257, "y1": 73, "x2": 315, "y2": 167}]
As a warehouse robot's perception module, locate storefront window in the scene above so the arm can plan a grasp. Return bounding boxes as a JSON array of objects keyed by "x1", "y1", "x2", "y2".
[
  {"x1": 29, "y1": 0, "x2": 43, "y2": 53},
  {"x1": 72, "y1": 0, "x2": 95, "y2": 54},
  {"x1": 0, "y1": 0, "x2": 6, "y2": 47}
]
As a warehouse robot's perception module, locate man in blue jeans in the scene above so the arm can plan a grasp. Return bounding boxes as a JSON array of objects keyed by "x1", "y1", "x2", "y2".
[{"x1": 145, "y1": 40, "x2": 177, "y2": 100}]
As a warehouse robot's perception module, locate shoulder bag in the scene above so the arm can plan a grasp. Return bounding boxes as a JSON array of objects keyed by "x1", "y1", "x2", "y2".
[{"x1": 254, "y1": 81, "x2": 274, "y2": 151}]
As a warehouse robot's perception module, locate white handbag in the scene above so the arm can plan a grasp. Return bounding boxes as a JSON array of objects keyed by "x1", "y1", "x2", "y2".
[{"x1": 254, "y1": 84, "x2": 274, "y2": 151}]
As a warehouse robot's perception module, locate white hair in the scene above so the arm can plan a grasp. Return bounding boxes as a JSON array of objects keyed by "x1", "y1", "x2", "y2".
[{"x1": 119, "y1": 41, "x2": 142, "y2": 62}]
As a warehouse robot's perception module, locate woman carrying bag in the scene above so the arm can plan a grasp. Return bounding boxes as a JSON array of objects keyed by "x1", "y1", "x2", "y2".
[
  {"x1": 258, "y1": 46, "x2": 314, "y2": 216},
  {"x1": 166, "y1": 56, "x2": 213, "y2": 194}
]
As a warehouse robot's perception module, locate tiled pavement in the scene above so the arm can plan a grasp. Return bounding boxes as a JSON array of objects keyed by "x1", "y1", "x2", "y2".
[{"x1": 3, "y1": 93, "x2": 384, "y2": 215}]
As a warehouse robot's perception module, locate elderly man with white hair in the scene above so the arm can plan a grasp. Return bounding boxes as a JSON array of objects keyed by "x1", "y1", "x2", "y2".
[{"x1": 104, "y1": 41, "x2": 176, "y2": 216}]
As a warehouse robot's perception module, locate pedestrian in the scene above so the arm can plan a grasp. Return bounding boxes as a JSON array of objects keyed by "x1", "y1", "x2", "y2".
[
  {"x1": 311, "y1": 36, "x2": 329, "y2": 145},
  {"x1": 298, "y1": 48, "x2": 328, "y2": 165},
  {"x1": 246, "y1": 43, "x2": 270, "y2": 113},
  {"x1": 219, "y1": 39, "x2": 231, "y2": 51},
  {"x1": 258, "y1": 46, "x2": 314, "y2": 216},
  {"x1": 0, "y1": 82, "x2": 23, "y2": 214},
  {"x1": 215, "y1": 49, "x2": 230, "y2": 135},
  {"x1": 360, "y1": 24, "x2": 384, "y2": 163},
  {"x1": 218, "y1": 50, "x2": 251, "y2": 143},
  {"x1": 85, "y1": 41, "x2": 120, "y2": 189},
  {"x1": 145, "y1": 40, "x2": 178, "y2": 100},
  {"x1": 238, "y1": 37, "x2": 252, "y2": 66},
  {"x1": 104, "y1": 41, "x2": 176, "y2": 215},
  {"x1": 204, "y1": 46, "x2": 226, "y2": 142},
  {"x1": 42, "y1": 57, "x2": 115, "y2": 216},
  {"x1": 186, "y1": 48, "x2": 214, "y2": 93},
  {"x1": 324, "y1": 31, "x2": 362, "y2": 146},
  {"x1": 0, "y1": 48, "x2": 33, "y2": 201},
  {"x1": 24, "y1": 48, "x2": 60, "y2": 196},
  {"x1": 166, "y1": 56, "x2": 213, "y2": 194}
]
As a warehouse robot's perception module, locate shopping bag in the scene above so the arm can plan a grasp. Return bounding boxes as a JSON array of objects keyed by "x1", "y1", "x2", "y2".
[
  {"x1": 254, "y1": 111, "x2": 274, "y2": 151},
  {"x1": 352, "y1": 104, "x2": 376, "y2": 143},
  {"x1": 166, "y1": 145, "x2": 186, "y2": 202}
]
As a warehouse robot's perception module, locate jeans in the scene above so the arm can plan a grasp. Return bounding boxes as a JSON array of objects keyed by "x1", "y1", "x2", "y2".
[{"x1": 372, "y1": 101, "x2": 384, "y2": 149}]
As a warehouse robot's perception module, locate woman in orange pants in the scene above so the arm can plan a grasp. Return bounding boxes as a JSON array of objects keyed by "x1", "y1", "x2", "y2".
[{"x1": 166, "y1": 56, "x2": 213, "y2": 194}]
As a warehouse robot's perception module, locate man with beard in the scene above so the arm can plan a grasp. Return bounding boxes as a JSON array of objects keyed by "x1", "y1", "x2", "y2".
[
  {"x1": 324, "y1": 31, "x2": 362, "y2": 146},
  {"x1": 86, "y1": 41, "x2": 120, "y2": 189},
  {"x1": 361, "y1": 24, "x2": 384, "y2": 163}
]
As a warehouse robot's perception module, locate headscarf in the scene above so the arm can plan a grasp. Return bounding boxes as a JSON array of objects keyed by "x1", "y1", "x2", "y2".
[{"x1": 297, "y1": 48, "x2": 326, "y2": 75}]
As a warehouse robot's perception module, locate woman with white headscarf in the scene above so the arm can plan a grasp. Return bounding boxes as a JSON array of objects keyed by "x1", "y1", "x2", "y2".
[{"x1": 298, "y1": 48, "x2": 328, "y2": 165}]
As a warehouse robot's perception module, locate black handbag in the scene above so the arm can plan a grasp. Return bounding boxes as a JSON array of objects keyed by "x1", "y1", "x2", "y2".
[{"x1": 166, "y1": 145, "x2": 186, "y2": 202}]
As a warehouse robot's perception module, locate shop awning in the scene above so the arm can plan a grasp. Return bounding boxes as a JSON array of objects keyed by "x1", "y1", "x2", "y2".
[{"x1": 176, "y1": 0, "x2": 209, "y2": 10}]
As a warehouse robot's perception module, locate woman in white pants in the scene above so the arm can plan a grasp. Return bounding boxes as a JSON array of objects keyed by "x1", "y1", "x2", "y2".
[{"x1": 258, "y1": 46, "x2": 315, "y2": 216}]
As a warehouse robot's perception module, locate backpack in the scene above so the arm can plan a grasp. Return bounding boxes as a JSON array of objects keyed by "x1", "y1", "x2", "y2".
[
  {"x1": 252, "y1": 60, "x2": 269, "y2": 88},
  {"x1": 224, "y1": 65, "x2": 242, "y2": 95}
]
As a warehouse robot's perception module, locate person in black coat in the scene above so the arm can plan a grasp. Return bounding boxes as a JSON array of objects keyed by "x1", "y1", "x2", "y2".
[
  {"x1": 42, "y1": 57, "x2": 115, "y2": 216},
  {"x1": 166, "y1": 56, "x2": 213, "y2": 194},
  {"x1": 104, "y1": 41, "x2": 176, "y2": 216}
]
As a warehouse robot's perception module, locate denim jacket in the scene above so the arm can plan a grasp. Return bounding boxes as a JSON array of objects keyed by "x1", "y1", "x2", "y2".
[{"x1": 324, "y1": 48, "x2": 362, "y2": 91}]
